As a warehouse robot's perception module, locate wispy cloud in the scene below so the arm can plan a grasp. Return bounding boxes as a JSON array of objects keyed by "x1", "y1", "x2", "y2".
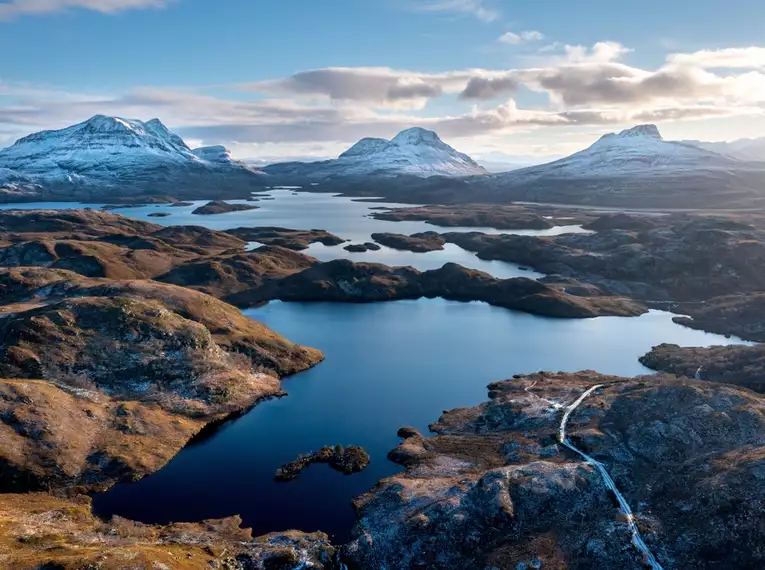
[
  {"x1": 0, "y1": 0, "x2": 173, "y2": 21},
  {"x1": 498, "y1": 30, "x2": 544, "y2": 45},
  {"x1": 666, "y1": 46, "x2": 765, "y2": 69},
  {"x1": 415, "y1": 0, "x2": 498, "y2": 23}
]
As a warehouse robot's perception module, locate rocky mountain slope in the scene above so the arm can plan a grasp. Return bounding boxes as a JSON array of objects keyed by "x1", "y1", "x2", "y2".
[
  {"x1": 345, "y1": 371, "x2": 765, "y2": 569},
  {"x1": 262, "y1": 127, "x2": 487, "y2": 180},
  {"x1": 0, "y1": 267, "x2": 323, "y2": 492},
  {"x1": 0, "y1": 116, "x2": 264, "y2": 202},
  {"x1": 0, "y1": 493, "x2": 338, "y2": 569}
]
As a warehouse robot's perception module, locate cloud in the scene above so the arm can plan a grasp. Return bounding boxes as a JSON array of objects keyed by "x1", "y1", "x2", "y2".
[
  {"x1": 666, "y1": 47, "x2": 765, "y2": 69},
  {"x1": 498, "y1": 30, "x2": 544, "y2": 45},
  {"x1": 0, "y1": 0, "x2": 173, "y2": 20},
  {"x1": 518, "y1": 60, "x2": 765, "y2": 108},
  {"x1": 432, "y1": 101, "x2": 748, "y2": 139},
  {"x1": 459, "y1": 75, "x2": 519, "y2": 100},
  {"x1": 558, "y1": 41, "x2": 633, "y2": 64},
  {"x1": 414, "y1": 0, "x2": 498, "y2": 22},
  {"x1": 2, "y1": 41, "x2": 765, "y2": 160},
  {"x1": 629, "y1": 105, "x2": 751, "y2": 122},
  {"x1": 243, "y1": 67, "x2": 473, "y2": 108}
]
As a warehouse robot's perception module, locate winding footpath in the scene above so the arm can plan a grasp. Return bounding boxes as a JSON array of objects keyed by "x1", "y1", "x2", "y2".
[{"x1": 559, "y1": 384, "x2": 664, "y2": 570}]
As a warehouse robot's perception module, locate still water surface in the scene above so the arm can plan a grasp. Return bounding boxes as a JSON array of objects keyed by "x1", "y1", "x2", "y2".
[{"x1": 92, "y1": 301, "x2": 748, "y2": 541}]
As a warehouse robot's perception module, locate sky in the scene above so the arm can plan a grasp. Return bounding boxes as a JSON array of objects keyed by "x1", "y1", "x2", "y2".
[{"x1": 1, "y1": 0, "x2": 765, "y2": 167}]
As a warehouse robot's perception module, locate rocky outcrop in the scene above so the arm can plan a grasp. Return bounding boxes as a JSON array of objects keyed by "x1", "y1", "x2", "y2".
[
  {"x1": 640, "y1": 343, "x2": 765, "y2": 392},
  {"x1": 371, "y1": 203, "x2": 574, "y2": 229},
  {"x1": 232, "y1": 259, "x2": 645, "y2": 318},
  {"x1": 344, "y1": 242, "x2": 381, "y2": 252},
  {"x1": 0, "y1": 210, "x2": 247, "y2": 270},
  {"x1": 443, "y1": 216, "x2": 765, "y2": 301},
  {"x1": 275, "y1": 445, "x2": 370, "y2": 481},
  {"x1": 157, "y1": 245, "x2": 317, "y2": 298},
  {"x1": 0, "y1": 208, "x2": 163, "y2": 239},
  {"x1": 670, "y1": 293, "x2": 765, "y2": 341},
  {"x1": 225, "y1": 226, "x2": 346, "y2": 250},
  {"x1": 371, "y1": 231, "x2": 445, "y2": 252},
  {"x1": 192, "y1": 200, "x2": 259, "y2": 215},
  {"x1": 0, "y1": 268, "x2": 323, "y2": 491},
  {"x1": 0, "y1": 238, "x2": 187, "y2": 280},
  {"x1": 0, "y1": 211, "x2": 644, "y2": 321},
  {"x1": 582, "y1": 213, "x2": 660, "y2": 232},
  {"x1": 344, "y1": 371, "x2": 765, "y2": 569},
  {"x1": 0, "y1": 493, "x2": 338, "y2": 569}
]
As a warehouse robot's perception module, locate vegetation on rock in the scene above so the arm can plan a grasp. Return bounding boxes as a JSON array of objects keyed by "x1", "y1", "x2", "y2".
[{"x1": 275, "y1": 445, "x2": 370, "y2": 481}]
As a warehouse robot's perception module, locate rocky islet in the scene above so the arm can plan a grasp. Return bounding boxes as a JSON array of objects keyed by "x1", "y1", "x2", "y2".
[{"x1": 275, "y1": 445, "x2": 371, "y2": 481}]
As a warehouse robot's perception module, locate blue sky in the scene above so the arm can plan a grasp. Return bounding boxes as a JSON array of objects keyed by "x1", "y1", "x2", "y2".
[{"x1": 2, "y1": 0, "x2": 765, "y2": 165}]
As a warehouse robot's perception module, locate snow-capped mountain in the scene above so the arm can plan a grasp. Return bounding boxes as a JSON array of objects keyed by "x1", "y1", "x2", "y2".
[
  {"x1": 498, "y1": 124, "x2": 738, "y2": 181},
  {"x1": 683, "y1": 137, "x2": 765, "y2": 163},
  {"x1": 472, "y1": 124, "x2": 765, "y2": 209},
  {"x1": 0, "y1": 115, "x2": 261, "y2": 199},
  {"x1": 263, "y1": 127, "x2": 487, "y2": 180},
  {"x1": 0, "y1": 115, "x2": 199, "y2": 180}
]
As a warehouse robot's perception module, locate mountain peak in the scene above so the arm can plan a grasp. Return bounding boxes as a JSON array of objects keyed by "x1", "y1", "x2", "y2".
[
  {"x1": 592, "y1": 124, "x2": 663, "y2": 148},
  {"x1": 391, "y1": 127, "x2": 443, "y2": 147},
  {"x1": 266, "y1": 127, "x2": 485, "y2": 178},
  {"x1": 79, "y1": 115, "x2": 144, "y2": 133},
  {"x1": 616, "y1": 124, "x2": 662, "y2": 140},
  {"x1": 339, "y1": 137, "x2": 391, "y2": 159}
]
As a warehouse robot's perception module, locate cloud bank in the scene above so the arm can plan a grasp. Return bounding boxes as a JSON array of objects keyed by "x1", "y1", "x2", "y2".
[{"x1": 1, "y1": 42, "x2": 764, "y2": 159}]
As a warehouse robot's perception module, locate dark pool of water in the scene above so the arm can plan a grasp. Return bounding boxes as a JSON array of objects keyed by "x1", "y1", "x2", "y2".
[{"x1": 92, "y1": 300, "x2": 748, "y2": 542}]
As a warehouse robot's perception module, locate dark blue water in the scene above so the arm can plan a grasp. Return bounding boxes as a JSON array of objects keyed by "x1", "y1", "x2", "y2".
[{"x1": 92, "y1": 300, "x2": 748, "y2": 541}]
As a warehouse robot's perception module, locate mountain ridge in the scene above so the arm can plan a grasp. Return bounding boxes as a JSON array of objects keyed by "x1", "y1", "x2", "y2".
[{"x1": 682, "y1": 136, "x2": 765, "y2": 162}]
